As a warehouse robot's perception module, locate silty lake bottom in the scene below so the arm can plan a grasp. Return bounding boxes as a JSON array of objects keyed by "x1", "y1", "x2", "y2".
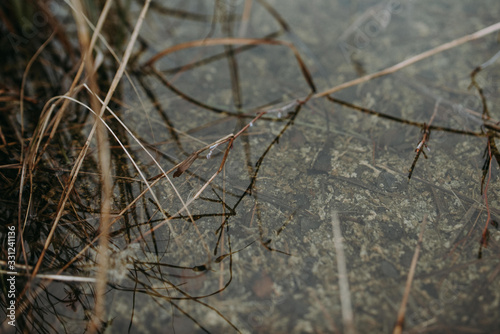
[{"x1": 0, "y1": 0, "x2": 500, "y2": 333}]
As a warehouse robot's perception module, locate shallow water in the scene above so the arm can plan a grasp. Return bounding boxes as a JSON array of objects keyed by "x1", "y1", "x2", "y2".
[{"x1": 2, "y1": 0, "x2": 500, "y2": 333}]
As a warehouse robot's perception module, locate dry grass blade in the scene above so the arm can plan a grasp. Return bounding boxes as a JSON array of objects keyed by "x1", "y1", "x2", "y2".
[
  {"x1": 17, "y1": 31, "x2": 56, "y2": 274},
  {"x1": 19, "y1": 31, "x2": 56, "y2": 140},
  {"x1": 32, "y1": 0, "x2": 117, "y2": 168},
  {"x1": 70, "y1": 0, "x2": 113, "y2": 330},
  {"x1": 393, "y1": 215, "x2": 428, "y2": 334},
  {"x1": 238, "y1": 0, "x2": 253, "y2": 37},
  {"x1": 144, "y1": 37, "x2": 316, "y2": 93},
  {"x1": 331, "y1": 210, "x2": 356, "y2": 334},
  {"x1": 19, "y1": 0, "x2": 112, "y2": 294},
  {"x1": 407, "y1": 99, "x2": 440, "y2": 180},
  {"x1": 34, "y1": 274, "x2": 97, "y2": 283},
  {"x1": 6, "y1": 2, "x2": 500, "y2": 332},
  {"x1": 138, "y1": 110, "x2": 270, "y2": 243},
  {"x1": 82, "y1": 85, "x2": 214, "y2": 260},
  {"x1": 24, "y1": 0, "x2": 152, "y2": 332},
  {"x1": 12, "y1": 0, "x2": 112, "y2": 325}
]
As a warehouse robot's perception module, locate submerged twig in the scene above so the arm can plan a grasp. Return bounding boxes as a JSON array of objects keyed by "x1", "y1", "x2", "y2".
[
  {"x1": 10, "y1": 4, "x2": 500, "y2": 332},
  {"x1": 315, "y1": 21, "x2": 500, "y2": 98},
  {"x1": 393, "y1": 215, "x2": 428, "y2": 334},
  {"x1": 331, "y1": 210, "x2": 356, "y2": 334},
  {"x1": 238, "y1": 0, "x2": 253, "y2": 37},
  {"x1": 144, "y1": 37, "x2": 317, "y2": 93}
]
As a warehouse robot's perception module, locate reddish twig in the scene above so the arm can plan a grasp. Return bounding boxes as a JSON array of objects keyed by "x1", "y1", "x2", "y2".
[
  {"x1": 408, "y1": 100, "x2": 440, "y2": 179},
  {"x1": 479, "y1": 140, "x2": 493, "y2": 258}
]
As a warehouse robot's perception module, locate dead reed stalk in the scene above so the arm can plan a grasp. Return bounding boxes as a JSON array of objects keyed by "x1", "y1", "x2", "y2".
[
  {"x1": 393, "y1": 215, "x2": 428, "y2": 334},
  {"x1": 315, "y1": 21, "x2": 500, "y2": 98},
  {"x1": 71, "y1": 0, "x2": 114, "y2": 331},
  {"x1": 331, "y1": 210, "x2": 356, "y2": 334}
]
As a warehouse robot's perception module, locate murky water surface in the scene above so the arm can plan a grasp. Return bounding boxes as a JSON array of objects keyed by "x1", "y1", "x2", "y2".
[{"x1": 2, "y1": 0, "x2": 500, "y2": 333}]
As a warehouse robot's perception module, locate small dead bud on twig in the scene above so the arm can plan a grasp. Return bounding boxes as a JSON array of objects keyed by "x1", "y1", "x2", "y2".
[
  {"x1": 408, "y1": 99, "x2": 440, "y2": 179},
  {"x1": 173, "y1": 152, "x2": 200, "y2": 178}
]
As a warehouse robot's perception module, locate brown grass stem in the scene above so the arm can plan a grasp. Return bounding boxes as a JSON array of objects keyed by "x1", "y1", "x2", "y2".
[
  {"x1": 17, "y1": 31, "x2": 56, "y2": 275},
  {"x1": 238, "y1": 0, "x2": 253, "y2": 37},
  {"x1": 17, "y1": 0, "x2": 112, "y2": 310},
  {"x1": 315, "y1": 21, "x2": 500, "y2": 98},
  {"x1": 26, "y1": 0, "x2": 151, "y2": 331},
  {"x1": 71, "y1": 0, "x2": 112, "y2": 330},
  {"x1": 393, "y1": 215, "x2": 428, "y2": 334},
  {"x1": 145, "y1": 37, "x2": 316, "y2": 93}
]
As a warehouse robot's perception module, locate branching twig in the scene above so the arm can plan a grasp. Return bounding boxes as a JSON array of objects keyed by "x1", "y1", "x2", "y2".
[{"x1": 144, "y1": 37, "x2": 317, "y2": 93}]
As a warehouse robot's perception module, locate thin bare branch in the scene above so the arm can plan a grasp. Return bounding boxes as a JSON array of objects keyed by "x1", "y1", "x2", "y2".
[
  {"x1": 393, "y1": 215, "x2": 428, "y2": 334},
  {"x1": 315, "y1": 21, "x2": 500, "y2": 98},
  {"x1": 145, "y1": 37, "x2": 316, "y2": 93}
]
